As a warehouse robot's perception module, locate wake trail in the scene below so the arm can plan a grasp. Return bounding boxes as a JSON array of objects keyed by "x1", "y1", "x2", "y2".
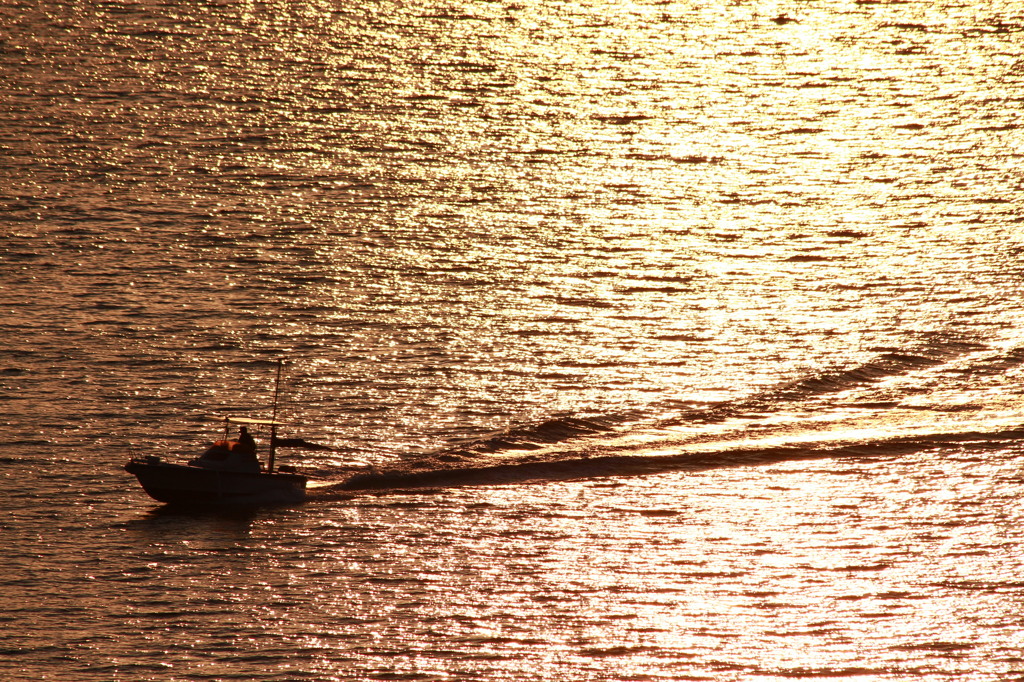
[
  {"x1": 309, "y1": 337, "x2": 1024, "y2": 496},
  {"x1": 422, "y1": 336, "x2": 992, "y2": 460},
  {"x1": 313, "y1": 428, "x2": 1024, "y2": 495}
]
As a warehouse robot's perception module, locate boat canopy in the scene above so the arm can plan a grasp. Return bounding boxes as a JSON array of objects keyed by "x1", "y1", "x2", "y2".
[{"x1": 208, "y1": 415, "x2": 287, "y2": 427}]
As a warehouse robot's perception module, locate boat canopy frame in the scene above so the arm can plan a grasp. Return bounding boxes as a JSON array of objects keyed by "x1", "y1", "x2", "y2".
[{"x1": 207, "y1": 415, "x2": 287, "y2": 473}]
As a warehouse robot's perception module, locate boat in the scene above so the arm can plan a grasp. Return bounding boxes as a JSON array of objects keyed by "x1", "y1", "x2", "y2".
[{"x1": 124, "y1": 362, "x2": 308, "y2": 507}]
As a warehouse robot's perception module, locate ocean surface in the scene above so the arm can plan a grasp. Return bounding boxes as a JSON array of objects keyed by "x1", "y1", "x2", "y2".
[{"x1": 3, "y1": 0, "x2": 1024, "y2": 679}]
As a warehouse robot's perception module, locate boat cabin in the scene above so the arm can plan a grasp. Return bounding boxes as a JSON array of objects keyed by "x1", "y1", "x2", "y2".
[
  {"x1": 189, "y1": 439, "x2": 262, "y2": 473},
  {"x1": 187, "y1": 416, "x2": 286, "y2": 474}
]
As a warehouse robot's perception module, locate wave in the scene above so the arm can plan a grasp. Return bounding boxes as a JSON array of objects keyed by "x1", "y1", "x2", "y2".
[
  {"x1": 429, "y1": 337, "x2": 988, "y2": 458},
  {"x1": 436, "y1": 414, "x2": 640, "y2": 459},
  {"x1": 309, "y1": 337, "x2": 1024, "y2": 496},
  {"x1": 325, "y1": 427, "x2": 1024, "y2": 494},
  {"x1": 662, "y1": 337, "x2": 986, "y2": 427}
]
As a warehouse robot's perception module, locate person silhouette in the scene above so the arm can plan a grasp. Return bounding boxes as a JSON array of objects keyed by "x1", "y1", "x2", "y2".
[{"x1": 236, "y1": 426, "x2": 257, "y2": 455}]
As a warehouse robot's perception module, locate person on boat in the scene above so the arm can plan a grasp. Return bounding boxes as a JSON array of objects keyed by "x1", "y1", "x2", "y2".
[
  {"x1": 232, "y1": 426, "x2": 262, "y2": 471},
  {"x1": 190, "y1": 426, "x2": 261, "y2": 472},
  {"x1": 236, "y1": 426, "x2": 257, "y2": 455}
]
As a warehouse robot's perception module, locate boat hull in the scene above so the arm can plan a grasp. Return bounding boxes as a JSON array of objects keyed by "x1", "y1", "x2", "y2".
[{"x1": 125, "y1": 458, "x2": 307, "y2": 506}]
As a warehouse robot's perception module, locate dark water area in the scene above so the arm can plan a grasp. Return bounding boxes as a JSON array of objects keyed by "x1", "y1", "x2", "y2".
[{"x1": 3, "y1": 0, "x2": 1024, "y2": 679}]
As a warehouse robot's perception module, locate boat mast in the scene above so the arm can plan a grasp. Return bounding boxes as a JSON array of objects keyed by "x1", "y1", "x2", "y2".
[{"x1": 268, "y1": 358, "x2": 283, "y2": 474}]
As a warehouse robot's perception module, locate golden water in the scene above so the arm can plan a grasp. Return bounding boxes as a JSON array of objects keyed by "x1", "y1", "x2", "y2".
[{"x1": 3, "y1": 1, "x2": 1024, "y2": 679}]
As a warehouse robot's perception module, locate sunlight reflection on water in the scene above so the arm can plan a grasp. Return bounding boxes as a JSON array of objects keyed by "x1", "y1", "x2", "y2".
[{"x1": 3, "y1": 0, "x2": 1024, "y2": 679}]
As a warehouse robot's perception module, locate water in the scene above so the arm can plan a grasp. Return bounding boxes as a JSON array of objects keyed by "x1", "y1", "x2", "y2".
[{"x1": 3, "y1": 0, "x2": 1024, "y2": 679}]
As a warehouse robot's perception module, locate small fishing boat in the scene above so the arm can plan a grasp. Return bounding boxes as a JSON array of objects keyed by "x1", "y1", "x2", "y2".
[
  {"x1": 124, "y1": 362, "x2": 308, "y2": 507},
  {"x1": 125, "y1": 417, "x2": 307, "y2": 506}
]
